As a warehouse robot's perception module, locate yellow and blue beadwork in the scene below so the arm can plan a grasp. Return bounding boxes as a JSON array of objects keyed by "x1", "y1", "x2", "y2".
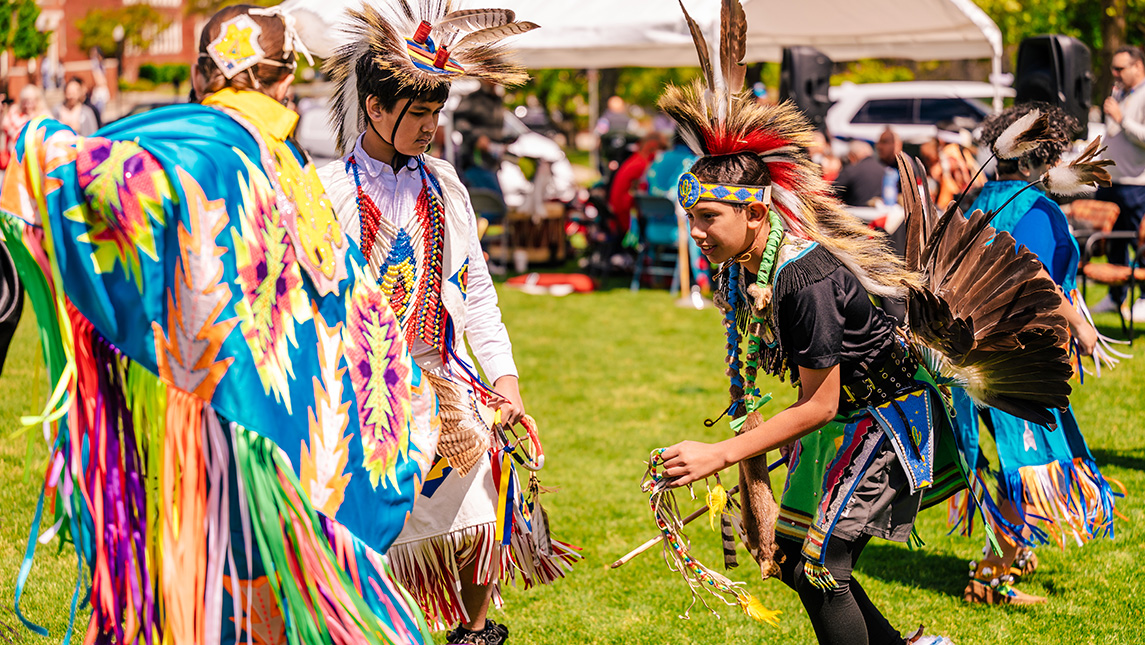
[{"x1": 677, "y1": 171, "x2": 770, "y2": 210}]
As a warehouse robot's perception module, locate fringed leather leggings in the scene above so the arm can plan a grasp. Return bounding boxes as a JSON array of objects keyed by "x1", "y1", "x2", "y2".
[{"x1": 776, "y1": 536, "x2": 906, "y2": 645}]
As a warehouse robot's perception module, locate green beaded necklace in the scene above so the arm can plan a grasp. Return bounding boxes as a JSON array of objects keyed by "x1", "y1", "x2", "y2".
[{"x1": 720, "y1": 209, "x2": 785, "y2": 428}]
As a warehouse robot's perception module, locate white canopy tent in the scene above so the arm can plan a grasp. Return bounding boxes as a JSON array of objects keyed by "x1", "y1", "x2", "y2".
[
  {"x1": 286, "y1": 0, "x2": 1002, "y2": 71},
  {"x1": 284, "y1": 0, "x2": 1006, "y2": 145}
]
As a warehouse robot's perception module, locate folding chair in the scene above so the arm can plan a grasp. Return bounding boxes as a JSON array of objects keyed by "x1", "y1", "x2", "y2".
[
  {"x1": 1076, "y1": 199, "x2": 1145, "y2": 341},
  {"x1": 469, "y1": 187, "x2": 509, "y2": 267},
  {"x1": 630, "y1": 194, "x2": 680, "y2": 293}
]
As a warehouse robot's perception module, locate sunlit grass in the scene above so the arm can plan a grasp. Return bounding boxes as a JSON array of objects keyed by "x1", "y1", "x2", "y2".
[{"x1": 1, "y1": 283, "x2": 1141, "y2": 643}]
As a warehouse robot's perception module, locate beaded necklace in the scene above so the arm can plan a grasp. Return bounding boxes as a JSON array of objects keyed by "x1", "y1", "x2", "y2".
[
  {"x1": 348, "y1": 155, "x2": 447, "y2": 354},
  {"x1": 716, "y1": 210, "x2": 785, "y2": 424}
]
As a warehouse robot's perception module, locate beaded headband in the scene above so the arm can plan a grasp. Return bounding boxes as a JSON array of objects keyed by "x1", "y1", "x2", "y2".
[{"x1": 678, "y1": 172, "x2": 772, "y2": 210}]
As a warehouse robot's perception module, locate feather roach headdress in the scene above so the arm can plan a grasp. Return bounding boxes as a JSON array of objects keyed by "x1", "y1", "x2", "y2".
[
  {"x1": 660, "y1": 0, "x2": 917, "y2": 299},
  {"x1": 325, "y1": 0, "x2": 537, "y2": 153}
]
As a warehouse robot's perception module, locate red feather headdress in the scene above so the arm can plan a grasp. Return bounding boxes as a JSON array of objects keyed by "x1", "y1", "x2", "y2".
[{"x1": 659, "y1": 0, "x2": 840, "y2": 240}]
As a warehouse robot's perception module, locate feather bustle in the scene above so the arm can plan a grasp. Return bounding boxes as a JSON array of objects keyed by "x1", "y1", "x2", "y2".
[{"x1": 901, "y1": 179, "x2": 1073, "y2": 426}]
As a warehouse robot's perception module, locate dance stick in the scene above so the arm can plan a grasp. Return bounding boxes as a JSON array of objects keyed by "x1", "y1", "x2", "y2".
[
  {"x1": 611, "y1": 455, "x2": 786, "y2": 569},
  {"x1": 610, "y1": 484, "x2": 741, "y2": 569}
]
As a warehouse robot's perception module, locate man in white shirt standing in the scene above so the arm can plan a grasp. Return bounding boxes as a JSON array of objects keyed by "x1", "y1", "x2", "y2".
[{"x1": 1094, "y1": 46, "x2": 1145, "y2": 318}]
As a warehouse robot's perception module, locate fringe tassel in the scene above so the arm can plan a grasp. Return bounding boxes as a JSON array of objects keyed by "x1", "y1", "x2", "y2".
[
  {"x1": 948, "y1": 459, "x2": 1120, "y2": 550},
  {"x1": 1009, "y1": 458, "x2": 1119, "y2": 548},
  {"x1": 15, "y1": 312, "x2": 431, "y2": 644},
  {"x1": 232, "y1": 425, "x2": 415, "y2": 645},
  {"x1": 802, "y1": 561, "x2": 838, "y2": 591},
  {"x1": 387, "y1": 516, "x2": 580, "y2": 630}
]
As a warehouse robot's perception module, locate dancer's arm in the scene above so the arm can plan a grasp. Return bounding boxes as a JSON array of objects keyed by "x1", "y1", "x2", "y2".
[
  {"x1": 459, "y1": 193, "x2": 524, "y2": 423},
  {"x1": 660, "y1": 363, "x2": 840, "y2": 487}
]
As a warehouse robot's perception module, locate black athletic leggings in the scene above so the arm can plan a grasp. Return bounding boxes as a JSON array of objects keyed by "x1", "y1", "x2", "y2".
[{"x1": 776, "y1": 536, "x2": 906, "y2": 645}]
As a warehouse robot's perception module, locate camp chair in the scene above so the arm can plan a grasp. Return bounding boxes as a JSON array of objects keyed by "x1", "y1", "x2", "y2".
[
  {"x1": 1076, "y1": 199, "x2": 1145, "y2": 341},
  {"x1": 630, "y1": 194, "x2": 680, "y2": 293},
  {"x1": 469, "y1": 187, "x2": 509, "y2": 267}
]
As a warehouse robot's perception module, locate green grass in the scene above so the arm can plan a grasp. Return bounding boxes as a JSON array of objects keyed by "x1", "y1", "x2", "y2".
[{"x1": 1, "y1": 286, "x2": 1143, "y2": 643}]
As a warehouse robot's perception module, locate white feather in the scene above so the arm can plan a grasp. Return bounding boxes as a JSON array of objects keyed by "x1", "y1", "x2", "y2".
[
  {"x1": 993, "y1": 109, "x2": 1042, "y2": 160},
  {"x1": 1040, "y1": 166, "x2": 1099, "y2": 196}
]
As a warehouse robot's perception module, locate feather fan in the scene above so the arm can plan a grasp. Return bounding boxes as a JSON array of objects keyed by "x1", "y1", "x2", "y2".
[{"x1": 897, "y1": 151, "x2": 1072, "y2": 427}]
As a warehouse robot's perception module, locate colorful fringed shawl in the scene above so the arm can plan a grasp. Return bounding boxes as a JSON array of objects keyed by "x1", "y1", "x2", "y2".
[
  {"x1": 0, "y1": 89, "x2": 436, "y2": 644},
  {"x1": 948, "y1": 181, "x2": 1120, "y2": 546}
]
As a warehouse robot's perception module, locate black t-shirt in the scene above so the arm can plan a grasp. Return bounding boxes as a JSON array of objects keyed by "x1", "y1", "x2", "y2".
[{"x1": 776, "y1": 263, "x2": 896, "y2": 384}]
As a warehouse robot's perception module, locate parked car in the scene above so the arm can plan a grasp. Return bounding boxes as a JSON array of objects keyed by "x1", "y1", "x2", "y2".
[{"x1": 826, "y1": 81, "x2": 1015, "y2": 154}]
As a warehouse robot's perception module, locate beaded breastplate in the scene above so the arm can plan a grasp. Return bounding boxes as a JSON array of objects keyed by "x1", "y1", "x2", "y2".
[{"x1": 349, "y1": 156, "x2": 447, "y2": 356}]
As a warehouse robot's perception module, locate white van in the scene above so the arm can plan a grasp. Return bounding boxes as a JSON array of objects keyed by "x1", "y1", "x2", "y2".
[{"x1": 826, "y1": 81, "x2": 1015, "y2": 152}]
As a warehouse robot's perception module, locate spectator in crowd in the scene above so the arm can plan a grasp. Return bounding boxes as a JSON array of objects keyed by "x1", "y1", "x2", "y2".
[
  {"x1": 608, "y1": 131, "x2": 664, "y2": 236},
  {"x1": 598, "y1": 95, "x2": 637, "y2": 175},
  {"x1": 876, "y1": 126, "x2": 902, "y2": 205},
  {"x1": 833, "y1": 139, "x2": 883, "y2": 206},
  {"x1": 1, "y1": 85, "x2": 49, "y2": 170},
  {"x1": 644, "y1": 131, "x2": 711, "y2": 291},
  {"x1": 809, "y1": 130, "x2": 841, "y2": 182},
  {"x1": 921, "y1": 130, "x2": 984, "y2": 210},
  {"x1": 89, "y1": 49, "x2": 111, "y2": 122},
  {"x1": 454, "y1": 81, "x2": 513, "y2": 194},
  {"x1": 596, "y1": 95, "x2": 633, "y2": 136},
  {"x1": 53, "y1": 77, "x2": 99, "y2": 137},
  {"x1": 1093, "y1": 45, "x2": 1145, "y2": 318}
]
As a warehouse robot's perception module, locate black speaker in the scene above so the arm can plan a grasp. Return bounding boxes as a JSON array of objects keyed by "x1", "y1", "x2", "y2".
[
  {"x1": 779, "y1": 46, "x2": 833, "y2": 133},
  {"x1": 1014, "y1": 35, "x2": 1093, "y2": 139}
]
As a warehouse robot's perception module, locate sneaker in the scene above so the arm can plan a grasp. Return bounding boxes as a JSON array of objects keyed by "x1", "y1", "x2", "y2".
[
  {"x1": 446, "y1": 620, "x2": 509, "y2": 645},
  {"x1": 1129, "y1": 298, "x2": 1145, "y2": 322},
  {"x1": 1089, "y1": 294, "x2": 1122, "y2": 314},
  {"x1": 904, "y1": 626, "x2": 956, "y2": 644}
]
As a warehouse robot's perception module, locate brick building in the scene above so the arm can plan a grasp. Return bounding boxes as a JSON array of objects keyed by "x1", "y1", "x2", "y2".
[{"x1": 5, "y1": 0, "x2": 203, "y2": 100}]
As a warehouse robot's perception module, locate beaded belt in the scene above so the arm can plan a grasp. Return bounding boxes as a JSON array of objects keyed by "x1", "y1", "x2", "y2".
[{"x1": 839, "y1": 338, "x2": 919, "y2": 414}]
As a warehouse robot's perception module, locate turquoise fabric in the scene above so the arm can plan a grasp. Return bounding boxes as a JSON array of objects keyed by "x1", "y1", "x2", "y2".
[
  {"x1": 958, "y1": 180, "x2": 1113, "y2": 542},
  {"x1": 2, "y1": 108, "x2": 436, "y2": 643}
]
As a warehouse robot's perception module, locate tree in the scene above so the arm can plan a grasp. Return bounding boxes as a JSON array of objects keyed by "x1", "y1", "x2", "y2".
[
  {"x1": 77, "y1": 5, "x2": 170, "y2": 57},
  {"x1": 0, "y1": 0, "x2": 49, "y2": 62},
  {"x1": 972, "y1": 0, "x2": 1145, "y2": 99}
]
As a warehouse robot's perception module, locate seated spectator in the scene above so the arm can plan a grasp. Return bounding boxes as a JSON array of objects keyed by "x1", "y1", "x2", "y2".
[
  {"x1": 608, "y1": 132, "x2": 664, "y2": 235},
  {"x1": 809, "y1": 131, "x2": 841, "y2": 181},
  {"x1": 644, "y1": 132, "x2": 695, "y2": 198},
  {"x1": 833, "y1": 139, "x2": 883, "y2": 206}
]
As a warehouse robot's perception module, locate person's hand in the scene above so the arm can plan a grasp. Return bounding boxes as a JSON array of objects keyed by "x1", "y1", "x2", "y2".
[
  {"x1": 1073, "y1": 320, "x2": 1098, "y2": 356},
  {"x1": 493, "y1": 375, "x2": 525, "y2": 426},
  {"x1": 1104, "y1": 96, "x2": 1123, "y2": 124},
  {"x1": 659, "y1": 440, "x2": 729, "y2": 488}
]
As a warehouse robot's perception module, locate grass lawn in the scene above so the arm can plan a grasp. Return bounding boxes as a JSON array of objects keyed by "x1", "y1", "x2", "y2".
[{"x1": 1, "y1": 284, "x2": 1142, "y2": 643}]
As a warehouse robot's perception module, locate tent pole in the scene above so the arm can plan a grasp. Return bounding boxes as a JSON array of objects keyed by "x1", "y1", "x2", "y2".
[{"x1": 588, "y1": 68, "x2": 600, "y2": 174}]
